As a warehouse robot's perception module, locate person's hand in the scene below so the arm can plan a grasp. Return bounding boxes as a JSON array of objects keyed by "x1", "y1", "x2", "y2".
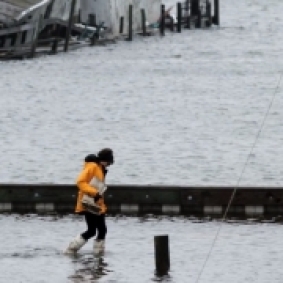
[{"x1": 94, "y1": 193, "x2": 102, "y2": 202}]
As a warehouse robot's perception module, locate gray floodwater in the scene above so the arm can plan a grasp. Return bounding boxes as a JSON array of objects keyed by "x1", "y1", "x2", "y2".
[
  {"x1": 1, "y1": 0, "x2": 283, "y2": 186},
  {"x1": 1, "y1": 215, "x2": 283, "y2": 283},
  {"x1": 2, "y1": 1, "x2": 283, "y2": 281}
]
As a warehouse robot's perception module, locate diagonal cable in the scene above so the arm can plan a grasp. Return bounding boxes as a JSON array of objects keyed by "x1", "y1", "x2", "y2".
[{"x1": 195, "y1": 73, "x2": 283, "y2": 283}]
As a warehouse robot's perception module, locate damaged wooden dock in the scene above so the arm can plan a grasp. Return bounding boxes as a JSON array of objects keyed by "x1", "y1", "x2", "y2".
[{"x1": 0, "y1": 0, "x2": 220, "y2": 61}]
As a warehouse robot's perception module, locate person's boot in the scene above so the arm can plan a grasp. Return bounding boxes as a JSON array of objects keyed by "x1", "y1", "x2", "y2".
[
  {"x1": 93, "y1": 239, "x2": 105, "y2": 255},
  {"x1": 64, "y1": 235, "x2": 87, "y2": 255}
]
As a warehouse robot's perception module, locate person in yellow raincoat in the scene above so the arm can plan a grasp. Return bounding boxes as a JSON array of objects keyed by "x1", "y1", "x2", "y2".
[{"x1": 64, "y1": 148, "x2": 114, "y2": 255}]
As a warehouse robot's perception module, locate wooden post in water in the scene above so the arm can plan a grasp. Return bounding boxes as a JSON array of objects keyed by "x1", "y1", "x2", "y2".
[
  {"x1": 78, "y1": 9, "x2": 81, "y2": 23},
  {"x1": 169, "y1": 17, "x2": 174, "y2": 32},
  {"x1": 30, "y1": 14, "x2": 43, "y2": 58},
  {"x1": 90, "y1": 27, "x2": 99, "y2": 46},
  {"x1": 206, "y1": 0, "x2": 212, "y2": 27},
  {"x1": 141, "y1": 9, "x2": 147, "y2": 36},
  {"x1": 128, "y1": 4, "x2": 133, "y2": 41},
  {"x1": 184, "y1": 0, "x2": 190, "y2": 29},
  {"x1": 196, "y1": 7, "x2": 202, "y2": 28},
  {"x1": 213, "y1": 0, "x2": 219, "y2": 25},
  {"x1": 185, "y1": 14, "x2": 191, "y2": 29},
  {"x1": 154, "y1": 235, "x2": 170, "y2": 276},
  {"x1": 120, "y1": 17, "x2": 124, "y2": 34},
  {"x1": 50, "y1": 38, "x2": 58, "y2": 54},
  {"x1": 184, "y1": 0, "x2": 191, "y2": 29},
  {"x1": 160, "y1": 5, "x2": 165, "y2": 36},
  {"x1": 177, "y1": 2, "x2": 182, "y2": 33},
  {"x1": 64, "y1": 0, "x2": 76, "y2": 52},
  {"x1": 88, "y1": 14, "x2": 96, "y2": 27},
  {"x1": 191, "y1": 0, "x2": 199, "y2": 18}
]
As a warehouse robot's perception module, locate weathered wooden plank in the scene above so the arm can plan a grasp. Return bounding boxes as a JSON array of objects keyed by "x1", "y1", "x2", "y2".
[
  {"x1": 0, "y1": 0, "x2": 45, "y2": 24},
  {"x1": 4, "y1": 37, "x2": 12, "y2": 48},
  {"x1": 1, "y1": 0, "x2": 40, "y2": 10},
  {"x1": 30, "y1": 14, "x2": 43, "y2": 57},
  {"x1": 25, "y1": 27, "x2": 35, "y2": 42},
  {"x1": 0, "y1": 23, "x2": 34, "y2": 36},
  {"x1": 14, "y1": 32, "x2": 23, "y2": 46}
]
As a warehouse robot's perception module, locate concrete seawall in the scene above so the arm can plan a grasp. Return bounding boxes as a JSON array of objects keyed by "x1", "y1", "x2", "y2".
[{"x1": 0, "y1": 184, "x2": 283, "y2": 218}]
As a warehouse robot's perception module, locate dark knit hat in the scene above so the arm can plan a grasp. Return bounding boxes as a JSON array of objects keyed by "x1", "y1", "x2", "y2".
[{"x1": 97, "y1": 148, "x2": 114, "y2": 164}]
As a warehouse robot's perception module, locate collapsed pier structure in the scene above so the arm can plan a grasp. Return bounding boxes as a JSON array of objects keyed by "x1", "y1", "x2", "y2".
[{"x1": 0, "y1": 0, "x2": 220, "y2": 60}]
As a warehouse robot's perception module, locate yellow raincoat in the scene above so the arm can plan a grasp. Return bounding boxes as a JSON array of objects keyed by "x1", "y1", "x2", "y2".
[{"x1": 75, "y1": 161, "x2": 107, "y2": 214}]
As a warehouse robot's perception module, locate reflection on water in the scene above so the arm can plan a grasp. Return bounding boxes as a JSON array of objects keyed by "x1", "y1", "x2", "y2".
[
  {"x1": 152, "y1": 272, "x2": 172, "y2": 282},
  {"x1": 68, "y1": 253, "x2": 112, "y2": 283}
]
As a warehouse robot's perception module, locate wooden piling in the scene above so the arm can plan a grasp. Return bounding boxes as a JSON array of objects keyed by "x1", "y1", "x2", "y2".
[
  {"x1": 185, "y1": 15, "x2": 191, "y2": 29},
  {"x1": 141, "y1": 9, "x2": 147, "y2": 36},
  {"x1": 128, "y1": 5, "x2": 133, "y2": 41},
  {"x1": 213, "y1": 0, "x2": 220, "y2": 25},
  {"x1": 50, "y1": 38, "x2": 58, "y2": 54},
  {"x1": 206, "y1": 0, "x2": 212, "y2": 27},
  {"x1": 30, "y1": 14, "x2": 43, "y2": 58},
  {"x1": 191, "y1": 0, "x2": 200, "y2": 17},
  {"x1": 183, "y1": 0, "x2": 190, "y2": 29},
  {"x1": 170, "y1": 17, "x2": 174, "y2": 32},
  {"x1": 64, "y1": 0, "x2": 77, "y2": 52},
  {"x1": 154, "y1": 235, "x2": 170, "y2": 276},
  {"x1": 90, "y1": 28, "x2": 99, "y2": 46},
  {"x1": 177, "y1": 2, "x2": 182, "y2": 33},
  {"x1": 88, "y1": 14, "x2": 96, "y2": 27},
  {"x1": 78, "y1": 9, "x2": 81, "y2": 23},
  {"x1": 119, "y1": 17, "x2": 124, "y2": 34},
  {"x1": 196, "y1": 7, "x2": 202, "y2": 28},
  {"x1": 14, "y1": 33, "x2": 20, "y2": 49},
  {"x1": 184, "y1": 0, "x2": 190, "y2": 16},
  {"x1": 160, "y1": 5, "x2": 165, "y2": 36}
]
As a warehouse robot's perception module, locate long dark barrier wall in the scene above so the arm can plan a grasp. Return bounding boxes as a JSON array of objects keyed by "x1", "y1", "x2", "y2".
[{"x1": 0, "y1": 184, "x2": 283, "y2": 218}]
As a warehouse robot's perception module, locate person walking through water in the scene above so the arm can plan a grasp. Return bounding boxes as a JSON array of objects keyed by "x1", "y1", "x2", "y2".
[{"x1": 64, "y1": 148, "x2": 114, "y2": 255}]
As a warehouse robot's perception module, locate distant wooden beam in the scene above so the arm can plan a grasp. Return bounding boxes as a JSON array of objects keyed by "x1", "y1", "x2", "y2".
[{"x1": 0, "y1": 24, "x2": 34, "y2": 36}]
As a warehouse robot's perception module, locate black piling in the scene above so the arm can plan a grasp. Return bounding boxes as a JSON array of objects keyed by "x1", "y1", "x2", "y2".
[
  {"x1": 50, "y1": 38, "x2": 58, "y2": 54},
  {"x1": 196, "y1": 7, "x2": 202, "y2": 28},
  {"x1": 206, "y1": 0, "x2": 212, "y2": 27},
  {"x1": 78, "y1": 9, "x2": 81, "y2": 23},
  {"x1": 184, "y1": 0, "x2": 191, "y2": 29},
  {"x1": 191, "y1": 0, "x2": 200, "y2": 17},
  {"x1": 119, "y1": 17, "x2": 124, "y2": 34},
  {"x1": 64, "y1": 0, "x2": 76, "y2": 52},
  {"x1": 177, "y1": 2, "x2": 182, "y2": 33},
  {"x1": 184, "y1": 0, "x2": 189, "y2": 15},
  {"x1": 90, "y1": 29, "x2": 98, "y2": 46},
  {"x1": 88, "y1": 14, "x2": 96, "y2": 27},
  {"x1": 169, "y1": 17, "x2": 175, "y2": 32},
  {"x1": 185, "y1": 15, "x2": 191, "y2": 29},
  {"x1": 154, "y1": 235, "x2": 170, "y2": 276},
  {"x1": 160, "y1": 5, "x2": 165, "y2": 36},
  {"x1": 141, "y1": 9, "x2": 147, "y2": 36},
  {"x1": 128, "y1": 4, "x2": 133, "y2": 41},
  {"x1": 213, "y1": 0, "x2": 220, "y2": 25}
]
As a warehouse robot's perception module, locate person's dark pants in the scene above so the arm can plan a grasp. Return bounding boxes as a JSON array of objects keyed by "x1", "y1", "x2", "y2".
[{"x1": 81, "y1": 212, "x2": 107, "y2": 241}]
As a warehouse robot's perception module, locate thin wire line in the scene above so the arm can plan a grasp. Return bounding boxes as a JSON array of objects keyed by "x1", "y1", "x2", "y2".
[{"x1": 195, "y1": 73, "x2": 283, "y2": 283}]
